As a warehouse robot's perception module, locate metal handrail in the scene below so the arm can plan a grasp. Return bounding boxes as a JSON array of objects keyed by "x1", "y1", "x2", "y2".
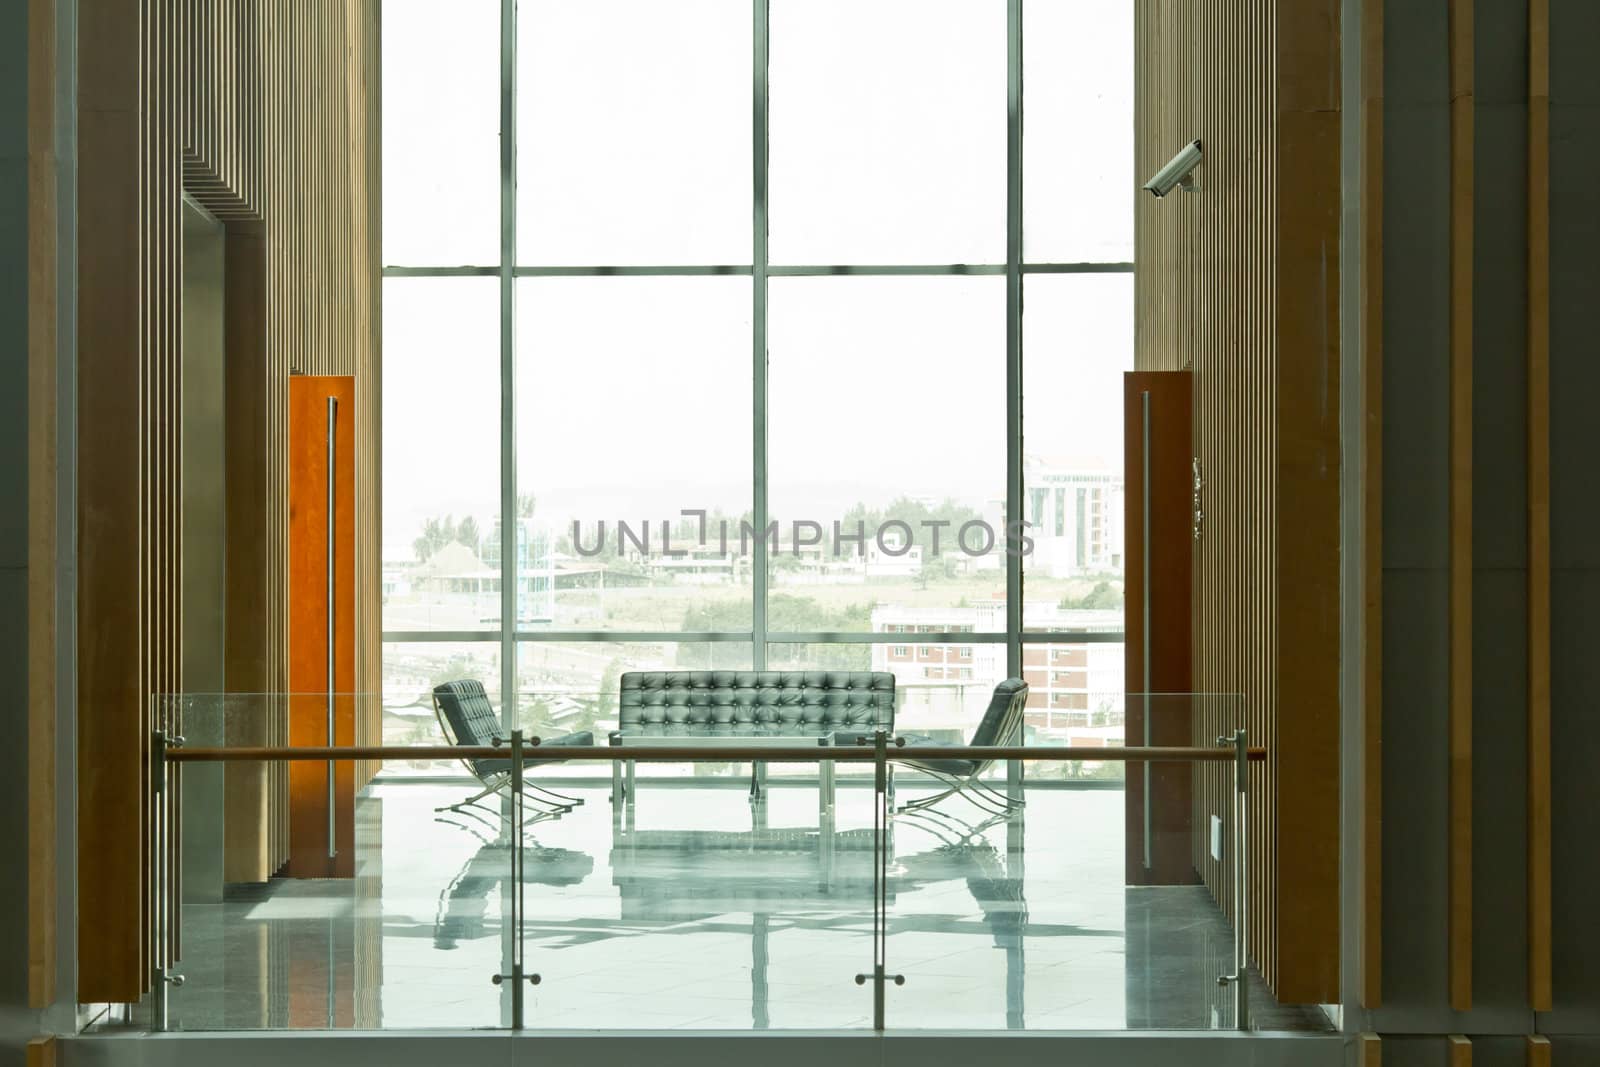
[
  {"x1": 165, "y1": 743, "x2": 1267, "y2": 764},
  {"x1": 150, "y1": 729, "x2": 1260, "y2": 1033}
]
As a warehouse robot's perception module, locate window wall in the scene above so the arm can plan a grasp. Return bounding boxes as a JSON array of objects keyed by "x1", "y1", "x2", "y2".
[{"x1": 381, "y1": 0, "x2": 1133, "y2": 763}]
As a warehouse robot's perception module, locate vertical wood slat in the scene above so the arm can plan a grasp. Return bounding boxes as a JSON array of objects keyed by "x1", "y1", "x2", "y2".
[
  {"x1": 1526, "y1": 1035, "x2": 1551, "y2": 1067},
  {"x1": 76, "y1": 0, "x2": 146, "y2": 1000},
  {"x1": 1447, "y1": 0, "x2": 1474, "y2": 1014},
  {"x1": 1360, "y1": 1034, "x2": 1382, "y2": 1067},
  {"x1": 1449, "y1": 1034, "x2": 1473, "y2": 1066},
  {"x1": 1361, "y1": 0, "x2": 1385, "y2": 1011},
  {"x1": 1525, "y1": 0, "x2": 1552, "y2": 1016},
  {"x1": 1273, "y1": 0, "x2": 1342, "y2": 1000},
  {"x1": 26, "y1": 0, "x2": 59, "y2": 1010},
  {"x1": 25, "y1": 1037, "x2": 56, "y2": 1067}
]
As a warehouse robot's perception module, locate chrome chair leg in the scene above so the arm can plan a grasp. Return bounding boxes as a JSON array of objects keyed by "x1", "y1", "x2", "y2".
[
  {"x1": 526, "y1": 781, "x2": 585, "y2": 808},
  {"x1": 434, "y1": 780, "x2": 504, "y2": 813},
  {"x1": 896, "y1": 781, "x2": 962, "y2": 815},
  {"x1": 437, "y1": 776, "x2": 578, "y2": 817},
  {"x1": 897, "y1": 770, "x2": 1023, "y2": 818},
  {"x1": 970, "y1": 777, "x2": 1026, "y2": 812}
]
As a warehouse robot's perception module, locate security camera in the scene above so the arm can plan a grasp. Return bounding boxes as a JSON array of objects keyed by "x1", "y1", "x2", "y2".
[{"x1": 1143, "y1": 140, "x2": 1204, "y2": 198}]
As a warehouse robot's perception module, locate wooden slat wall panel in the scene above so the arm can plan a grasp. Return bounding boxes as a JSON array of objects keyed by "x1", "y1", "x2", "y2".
[
  {"x1": 77, "y1": 0, "x2": 147, "y2": 998},
  {"x1": 27, "y1": 0, "x2": 59, "y2": 1010},
  {"x1": 1135, "y1": 0, "x2": 1341, "y2": 1003},
  {"x1": 181, "y1": 0, "x2": 260, "y2": 218},
  {"x1": 1361, "y1": 0, "x2": 1385, "y2": 1011},
  {"x1": 1525, "y1": 0, "x2": 1551, "y2": 1015},
  {"x1": 77, "y1": 0, "x2": 381, "y2": 999},
  {"x1": 25, "y1": 1036, "x2": 55, "y2": 1067},
  {"x1": 1447, "y1": 0, "x2": 1474, "y2": 1014},
  {"x1": 1273, "y1": 0, "x2": 1342, "y2": 1001}
]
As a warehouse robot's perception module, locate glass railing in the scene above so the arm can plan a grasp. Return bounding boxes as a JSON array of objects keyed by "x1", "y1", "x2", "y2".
[{"x1": 141, "y1": 691, "x2": 1312, "y2": 1034}]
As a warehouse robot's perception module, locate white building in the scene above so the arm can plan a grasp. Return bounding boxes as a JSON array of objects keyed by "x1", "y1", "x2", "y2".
[
  {"x1": 1020, "y1": 455, "x2": 1125, "y2": 579},
  {"x1": 869, "y1": 602, "x2": 1124, "y2": 740}
]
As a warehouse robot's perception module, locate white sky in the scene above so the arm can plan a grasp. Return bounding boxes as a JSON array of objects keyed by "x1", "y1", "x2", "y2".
[{"x1": 380, "y1": 0, "x2": 1133, "y2": 559}]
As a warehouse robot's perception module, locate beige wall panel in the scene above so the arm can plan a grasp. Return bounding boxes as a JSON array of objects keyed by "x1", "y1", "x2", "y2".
[{"x1": 76, "y1": 0, "x2": 381, "y2": 1000}]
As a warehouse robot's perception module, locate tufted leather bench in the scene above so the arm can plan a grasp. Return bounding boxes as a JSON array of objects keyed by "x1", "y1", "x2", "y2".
[
  {"x1": 618, "y1": 670, "x2": 895, "y2": 734},
  {"x1": 612, "y1": 670, "x2": 897, "y2": 808}
]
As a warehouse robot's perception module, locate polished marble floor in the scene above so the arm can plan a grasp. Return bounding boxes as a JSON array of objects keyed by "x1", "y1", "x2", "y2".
[{"x1": 168, "y1": 779, "x2": 1331, "y2": 1032}]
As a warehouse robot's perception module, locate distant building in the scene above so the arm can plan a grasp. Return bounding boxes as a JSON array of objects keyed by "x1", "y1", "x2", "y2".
[
  {"x1": 409, "y1": 542, "x2": 497, "y2": 596},
  {"x1": 869, "y1": 602, "x2": 1124, "y2": 742},
  {"x1": 984, "y1": 456, "x2": 1125, "y2": 579},
  {"x1": 484, "y1": 518, "x2": 557, "y2": 624}
]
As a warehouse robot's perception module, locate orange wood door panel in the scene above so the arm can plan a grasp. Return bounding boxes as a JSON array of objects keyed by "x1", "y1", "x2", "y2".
[
  {"x1": 1124, "y1": 370, "x2": 1196, "y2": 885},
  {"x1": 287, "y1": 375, "x2": 357, "y2": 878}
]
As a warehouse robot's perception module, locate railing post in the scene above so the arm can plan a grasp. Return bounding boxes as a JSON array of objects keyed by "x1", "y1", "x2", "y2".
[
  {"x1": 1234, "y1": 729, "x2": 1250, "y2": 1030},
  {"x1": 150, "y1": 729, "x2": 185, "y2": 1031},
  {"x1": 1213, "y1": 728, "x2": 1250, "y2": 1030},
  {"x1": 151, "y1": 728, "x2": 167, "y2": 1032},
  {"x1": 490, "y1": 731, "x2": 541, "y2": 1028},
  {"x1": 854, "y1": 730, "x2": 903, "y2": 1030}
]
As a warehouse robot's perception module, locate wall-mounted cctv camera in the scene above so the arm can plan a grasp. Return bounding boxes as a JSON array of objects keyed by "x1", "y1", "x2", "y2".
[{"x1": 1143, "y1": 140, "x2": 1204, "y2": 198}]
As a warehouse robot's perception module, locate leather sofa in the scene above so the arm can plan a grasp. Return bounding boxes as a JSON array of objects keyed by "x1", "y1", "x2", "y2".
[{"x1": 617, "y1": 670, "x2": 896, "y2": 735}]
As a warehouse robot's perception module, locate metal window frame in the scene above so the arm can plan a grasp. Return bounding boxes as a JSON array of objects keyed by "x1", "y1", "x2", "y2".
[{"x1": 378, "y1": 0, "x2": 1136, "y2": 690}]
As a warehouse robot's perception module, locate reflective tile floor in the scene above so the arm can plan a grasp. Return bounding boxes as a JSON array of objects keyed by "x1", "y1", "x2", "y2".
[{"x1": 168, "y1": 780, "x2": 1331, "y2": 1032}]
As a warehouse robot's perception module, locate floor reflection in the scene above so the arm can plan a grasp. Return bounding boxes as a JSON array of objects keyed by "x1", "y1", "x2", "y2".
[{"x1": 167, "y1": 781, "x2": 1330, "y2": 1032}]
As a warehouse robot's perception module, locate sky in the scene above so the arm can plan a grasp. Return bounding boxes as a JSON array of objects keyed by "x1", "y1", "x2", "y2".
[{"x1": 379, "y1": 0, "x2": 1134, "y2": 560}]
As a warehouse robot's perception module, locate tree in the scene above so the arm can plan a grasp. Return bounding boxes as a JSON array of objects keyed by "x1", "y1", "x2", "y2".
[
  {"x1": 915, "y1": 555, "x2": 958, "y2": 589},
  {"x1": 1058, "y1": 579, "x2": 1124, "y2": 611},
  {"x1": 841, "y1": 496, "x2": 986, "y2": 558},
  {"x1": 456, "y1": 515, "x2": 482, "y2": 556},
  {"x1": 413, "y1": 514, "x2": 459, "y2": 562}
]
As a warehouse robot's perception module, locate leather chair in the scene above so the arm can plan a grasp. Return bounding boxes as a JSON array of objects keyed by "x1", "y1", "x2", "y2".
[
  {"x1": 896, "y1": 677, "x2": 1029, "y2": 817},
  {"x1": 432, "y1": 679, "x2": 594, "y2": 817}
]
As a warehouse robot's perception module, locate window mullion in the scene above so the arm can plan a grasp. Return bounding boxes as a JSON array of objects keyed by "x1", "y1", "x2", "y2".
[{"x1": 753, "y1": 0, "x2": 770, "y2": 670}]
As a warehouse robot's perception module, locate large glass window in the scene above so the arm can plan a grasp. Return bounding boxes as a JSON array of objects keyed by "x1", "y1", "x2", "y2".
[
  {"x1": 1021, "y1": 272, "x2": 1133, "y2": 634},
  {"x1": 381, "y1": 0, "x2": 500, "y2": 265},
  {"x1": 514, "y1": 276, "x2": 753, "y2": 631},
  {"x1": 1022, "y1": 0, "x2": 1135, "y2": 262},
  {"x1": 516, "y1": 0, "x2": 752, "y2": 264},
  {"x1": 768, "y1": 0, "x2": 1006, "y2": 264},
  {"x1": 382, "y1": 0, "x2": 1132, "y2": 748},
  {"x1": 382, "y1": 278, "x2": 501, "y2": 633},
  {"x1": 768, "y1": 276, "x2": 1007, "y2": 630}
]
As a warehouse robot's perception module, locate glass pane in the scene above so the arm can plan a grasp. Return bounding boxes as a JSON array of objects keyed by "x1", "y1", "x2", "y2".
[
  {"x1": 1023, "y1": 0, "x2": 1135, "y2": 263},
  {"x1": 515, "y1": 278, "x2": 753, "y2": 631},
  {"x1": 769, "y1": 0, "x2": 1006, "y2": 265},
  {"x1": 524, "y1": 750, "x2": 875, "y2": 1029},
  {"x1": 382, "y1": 0, "x2": 500, "y2": 266},
  {"x1": 382, "y1": 279, "x2": 502, "y2": 633},
  {"x1": 768, "y1": 277, "x2": 1006, "y2": 630},
  {"x1": 516, "y1": 640, "x2": 754, "y2": 783},
  {"x1": 763, "y1": 639, "x2": 1009, "y2": 762},
  {"x1": 517, "y1": 0, "x2": 751, "y2": 265},
  {"x1": 1022, "y1": 640, "x2": 1126, "y2": 782},
  {"x1": 381, "y1": 640, "x2": 504, "y2": 776},
  {"x1": 886, "y1": 694, "x2": 1292, "y2": 1029},
  {"x1": 512, "y1": 652, "x2": 874, "y2": 1030},
  {"x1": 169, "y1": 693, "x2": 510, "y2": 1030},
  {"x1": 1021, "y1": 273, "x2": 1131, "y2": 634}
]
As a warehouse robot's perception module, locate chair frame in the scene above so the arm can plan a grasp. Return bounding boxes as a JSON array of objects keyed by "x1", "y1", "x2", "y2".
[
  {"x1": 429, "y1": 692, "x2": 586, "y2": 817},
  {"x1": 896, "y1": 684, "x2": 1030, "y2": 818}
]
